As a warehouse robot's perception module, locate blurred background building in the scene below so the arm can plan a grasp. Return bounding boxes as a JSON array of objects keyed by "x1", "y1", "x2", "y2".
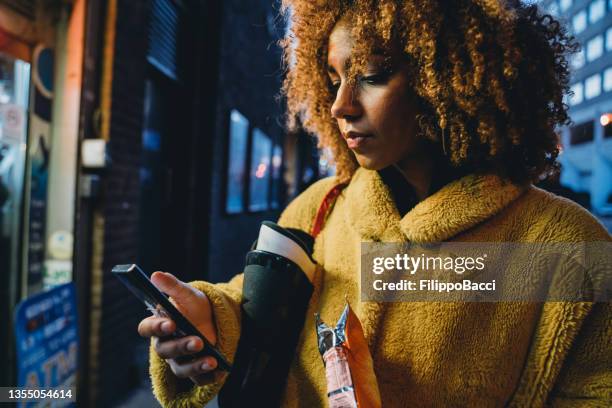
[
  {"x1": 0, "y1": 0, "x2": 329, "y2": 406},
  {"x1": 540, "y1": 0, "x2": 612, "y2": 216}
]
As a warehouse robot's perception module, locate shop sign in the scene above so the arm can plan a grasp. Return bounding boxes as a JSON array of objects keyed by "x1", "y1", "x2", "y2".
[
  {"x1": 14, "y1": 283, "x2": 79, "y2": 395},
  {"x1": 0, "y1": 103, "x2": 26, "y2": 143}
]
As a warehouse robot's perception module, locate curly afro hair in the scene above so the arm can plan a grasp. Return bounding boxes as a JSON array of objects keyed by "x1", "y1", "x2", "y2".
[{"x1": 280, "y1": 0, "x2": 578, "y2": 184}]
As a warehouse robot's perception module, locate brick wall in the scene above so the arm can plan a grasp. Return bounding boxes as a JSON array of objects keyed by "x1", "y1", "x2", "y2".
[
  {"x1": 86, "y1": 0, "x2": 292, "y2": 405},
  {"x1": 206, "y1": 0, "x2": 287, "y2": 283},
  {"x1": 91, "y1": 0, "x2": 149, "y2": 405}
]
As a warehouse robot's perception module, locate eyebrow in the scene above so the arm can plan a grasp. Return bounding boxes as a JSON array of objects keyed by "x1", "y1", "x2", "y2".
[
  {"x1": 327, "y1": 60, "x2": 349, "y2": 76},
  {"x1": 327, "y1": 52, "x2": 390, "y2": 76}
]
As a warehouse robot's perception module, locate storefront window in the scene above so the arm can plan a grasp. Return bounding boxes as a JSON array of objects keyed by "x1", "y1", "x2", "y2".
[{"x1": 0, "y1": 52, "x2": 30, "y2": 295}]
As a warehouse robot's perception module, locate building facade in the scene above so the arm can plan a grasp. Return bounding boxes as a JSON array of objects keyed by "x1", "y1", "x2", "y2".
[
  {"x1": 1, "y1": 0, "x2": 322, "y2": 406},
  {"x1": 0, "y1": 0, "x2": 85, "y2": 389},
  {"x1": 541, "y1": 0, "x2": 612, "y2": 214}
]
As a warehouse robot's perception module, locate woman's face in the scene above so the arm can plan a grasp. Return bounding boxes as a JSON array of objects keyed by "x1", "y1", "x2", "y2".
[{"x1": 327, "y1": 23, "x2": 423, "y2": 170}]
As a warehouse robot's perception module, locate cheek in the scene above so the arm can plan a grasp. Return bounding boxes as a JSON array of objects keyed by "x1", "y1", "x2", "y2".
[
  {"x1": 369, "y1": 94, "x2": 418, "y2": 145},
  {"x1": 366, "y1": 86, "x2": 416, "y2": 129},
  {"x1": 367, "y1": 96, "x2": 420, "y2": 165}
]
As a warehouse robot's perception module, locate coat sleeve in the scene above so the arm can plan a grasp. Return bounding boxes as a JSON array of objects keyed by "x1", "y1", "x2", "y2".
[
  {"x1": 148, "y1": 176, "x2": 338, "y2": 407},
  {"x1": 149, "y1": 277, "x2": 243, "y2": 407},
  {"x1": 546, "y1": 302, "x2": 612, "y2": 407}
]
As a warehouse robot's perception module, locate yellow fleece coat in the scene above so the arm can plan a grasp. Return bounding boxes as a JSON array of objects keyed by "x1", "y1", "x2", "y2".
[{"x1": 150, "y1": 168, "x2": 612, "y2": 407}]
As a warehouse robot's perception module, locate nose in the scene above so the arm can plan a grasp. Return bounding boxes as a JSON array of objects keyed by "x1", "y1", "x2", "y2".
[{"x1": 330, "y1": 82, "x2": 362, "y2": 121}]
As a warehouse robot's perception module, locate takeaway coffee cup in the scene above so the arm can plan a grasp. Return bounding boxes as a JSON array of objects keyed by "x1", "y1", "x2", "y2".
[{"x1": 218, "y1": 221, "x2": 316, "y2": 407}]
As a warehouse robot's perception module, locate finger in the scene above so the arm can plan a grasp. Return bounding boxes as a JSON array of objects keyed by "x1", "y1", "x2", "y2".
[
  {"x1": 167, "y1": 356, "x2": 218, "y2": 379},
  {"x1": 155, "y1": 336, "x2": 203, "y2": 359},
  {"x1": 191, "y1": 357, "x2": 218, "y2": 385},
  {"x1": 151, "y1": 272, "x2": 204, "y2": 307},
  {"x1": 138, "y1": 316, "x2": 175, "y2": 338}
]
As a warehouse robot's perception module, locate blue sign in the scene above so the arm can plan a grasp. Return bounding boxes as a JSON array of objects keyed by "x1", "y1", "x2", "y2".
[{"x1": 14, "y1": 283, "x2": 78, "y2": 395}]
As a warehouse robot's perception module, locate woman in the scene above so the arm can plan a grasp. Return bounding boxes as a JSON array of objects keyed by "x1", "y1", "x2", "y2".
[{"x1": 138, "y1": 1, "x2": 612, "y2": 406}]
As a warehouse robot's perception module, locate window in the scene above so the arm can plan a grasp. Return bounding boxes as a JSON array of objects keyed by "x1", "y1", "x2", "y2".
[
  {"x1": 0, "y1": 52, "x2": 31, "y2": 290},
  {"x1": 604, "y1": 67, "x2": 612, "y2": 91},
  {"x1": 570, "y1": 121, "x2": 594, "y2": 145},
  {"x1": 560, "y1": 0, "x2": 573, "y2": 12},
  {"x1": 571, "y1": 49, "x2": 586, "y2": 69},
  {"x1": 248, "y1": 128, "x2": 272, "y2": 212},
  {"x1": 585, "y1": 73, "x2": 602, "y2": 99},
  {"x1": 589, "y1": 0, "x2": 606, "y2": 23},
  {"x1": 569, "y1": 82, "x2": 584, "y2": 105},
  {"x1": 225, "y1": 110, "x2": 249, "y2": 214},
  {"x1": 605, "y1": 120, "x2": 612, "y2": 138},
  {"x1": 548, "y1": 1, "x2": 559, "y2": 16},
  {"x1": 587, "y1": 35, "x2": 604, "y2": 61},
  {"x1": 607, "y1": 27, "x2": 612, "y2": 51},
  {"x1": 573, "y1": 10, "x2": 587, "y2": 33}
]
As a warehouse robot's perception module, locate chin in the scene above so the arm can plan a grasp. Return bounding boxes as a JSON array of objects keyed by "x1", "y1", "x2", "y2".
[{"x1": 354, "y1": 155, "x2": 388, "y2": 171}]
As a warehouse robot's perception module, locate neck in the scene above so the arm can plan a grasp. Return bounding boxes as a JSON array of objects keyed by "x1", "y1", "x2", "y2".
[{"x1": 393, "y1": 152, "x2": 434, "y2": 201}]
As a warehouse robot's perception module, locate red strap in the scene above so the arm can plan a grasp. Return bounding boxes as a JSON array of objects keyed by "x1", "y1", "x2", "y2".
[{"x1": 310, "y1": 182, "x2": 348, "y2": 238}]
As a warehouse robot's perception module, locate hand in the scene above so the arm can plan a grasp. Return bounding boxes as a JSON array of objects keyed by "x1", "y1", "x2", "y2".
[{"x1": 138, "y1": 272, "x2": 218, "y2": 385}]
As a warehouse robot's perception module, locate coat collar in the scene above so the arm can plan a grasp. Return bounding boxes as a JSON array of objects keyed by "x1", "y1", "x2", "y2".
[{"x1": 343, "y1": 167, "x2": 527, "y2": 243}]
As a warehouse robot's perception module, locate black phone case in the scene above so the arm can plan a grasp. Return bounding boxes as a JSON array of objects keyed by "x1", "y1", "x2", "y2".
[{"x1": 111, "y1": 264, "x2": 231, "y2": 371}]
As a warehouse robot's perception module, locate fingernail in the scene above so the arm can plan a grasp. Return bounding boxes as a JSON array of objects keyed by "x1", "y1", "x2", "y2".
[
  {"x1": 187, "y1": 340, "x2": 199, "y2": 351},
  {"x1": 201, "y1": 361, "x2": 211, "y2": 371}
]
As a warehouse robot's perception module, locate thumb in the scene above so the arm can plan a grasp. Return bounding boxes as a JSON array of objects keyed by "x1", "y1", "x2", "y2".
[{"x1": 151, "y1": 271, "x2": 202, "y2": 307}]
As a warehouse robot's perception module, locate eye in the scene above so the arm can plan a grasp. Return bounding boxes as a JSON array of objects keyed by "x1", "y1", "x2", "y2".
[
  {"x1": 359, "y1": 71, "x2": 392, "y2": 86},
  {"x1": 329, "y1": 79, "x2": 341, "y2": 92}
]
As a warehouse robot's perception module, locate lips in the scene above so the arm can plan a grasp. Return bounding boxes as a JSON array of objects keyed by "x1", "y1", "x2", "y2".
[{"x1": 344, "y1": 131, "x2": 373, "y2": 150}]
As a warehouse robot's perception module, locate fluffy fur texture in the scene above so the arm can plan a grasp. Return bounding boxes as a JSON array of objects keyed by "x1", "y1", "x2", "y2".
[
  {"x1": 280, "y1": 0, "x2": 577, "y2": 184},
  {"x1": 149, "y1": 171, "x2": 611, "y2": 407}
]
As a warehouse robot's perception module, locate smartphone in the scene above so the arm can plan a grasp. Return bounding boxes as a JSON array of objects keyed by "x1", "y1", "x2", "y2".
[{"x1": 111, "y1": 264, "x2": 231, "y2": 371}]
